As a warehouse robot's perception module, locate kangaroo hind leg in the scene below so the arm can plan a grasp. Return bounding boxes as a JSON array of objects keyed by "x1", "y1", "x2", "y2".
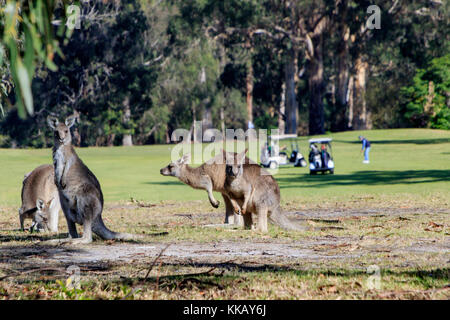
[
  {"x1": 201, "y1": 175, "x2": 220, "y2": 208},
  {"x1": 256, "y1": 207, "x2": 268, "y2": 233}
]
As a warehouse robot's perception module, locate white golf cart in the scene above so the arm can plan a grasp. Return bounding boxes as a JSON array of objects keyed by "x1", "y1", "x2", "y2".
[
  {"x1": 261, "y1": 134, "x2": 307, "y2": 169},
  {"x1": 308, "y1": 138, "x2": 335, "y2": 174}
]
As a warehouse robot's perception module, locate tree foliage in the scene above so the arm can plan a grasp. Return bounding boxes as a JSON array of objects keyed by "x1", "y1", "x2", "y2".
[
  {"x1": 401, "y1": 54, "x2": 450, "y2": 130},
  {"x1": 0, "y1": 0, "x2": 71, "y2": 117},
  {"x1": 0, "y1": 0, "x2": 448, "y2": 148}
]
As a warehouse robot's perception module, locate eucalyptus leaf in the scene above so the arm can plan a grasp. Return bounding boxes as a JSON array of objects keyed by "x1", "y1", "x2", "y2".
[{"x1": 16, "y1": 60, "x2": 34, "y2": 115}]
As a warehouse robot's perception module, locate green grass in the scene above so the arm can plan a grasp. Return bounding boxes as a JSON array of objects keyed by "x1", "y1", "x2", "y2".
[{"x1": 0, "y1": 128, "x2": 449, "y2": 207}]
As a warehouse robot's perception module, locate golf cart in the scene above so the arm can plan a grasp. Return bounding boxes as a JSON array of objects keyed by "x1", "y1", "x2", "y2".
[
  {"x1": 261, "y1": 134, "x2": 307, "y2": 169},
  {"x1": 308, "y1": 138, "x2": 335, "y2": 174}
]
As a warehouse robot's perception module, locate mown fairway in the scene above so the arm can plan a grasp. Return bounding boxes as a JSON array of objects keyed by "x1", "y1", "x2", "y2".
[
  {"x1": 1, "y1": 128, "x2": 449, "y2": 206},
  {"x1": 0, "y1": 128, "x2": 448, "y2": 300}
]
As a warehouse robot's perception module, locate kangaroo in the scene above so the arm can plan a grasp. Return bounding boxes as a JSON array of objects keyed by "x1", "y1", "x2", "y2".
[
  {"x1": 223, "y1": 150, "x2": 255, "y2": 216},
  {"x1": 19, "y1": 164, "x2": 60, "y2": 232},
  {"x1": 19, "y1": 198, "x2": 56, "y2": 232},
  {"x1": 159, "y1": 152, "x2": 254, "y2": 228},
  {"x1": 46, "y1": 115, "x2": 139, "y2": 244},
  {"x1": 224, "y1": 149, "x2": 308, "y2": 233}
]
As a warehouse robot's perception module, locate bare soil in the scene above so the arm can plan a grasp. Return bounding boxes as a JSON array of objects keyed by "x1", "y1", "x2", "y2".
[{"x1": 1, "y1": 208, "x2": 448, "y2": 268}]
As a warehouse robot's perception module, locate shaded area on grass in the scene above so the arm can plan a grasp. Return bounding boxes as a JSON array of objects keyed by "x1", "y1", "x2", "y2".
[
  {"x1": 144, "y1": 181, "x2": 185, "y2": 186},
  {"x1": 0, "y1": 233, "x2": 68, "y2": 243},
  {"x1": 335, "y1": 138, "x2": 450, "y2": 145},
  {"x1": 277, "y1": 169, "x2": 450, "y2": 189}
]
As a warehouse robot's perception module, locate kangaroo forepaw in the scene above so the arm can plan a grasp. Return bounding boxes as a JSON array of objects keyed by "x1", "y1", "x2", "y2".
[{"x1": 212, "y1": 200, "x2": 220, "y2": 208}]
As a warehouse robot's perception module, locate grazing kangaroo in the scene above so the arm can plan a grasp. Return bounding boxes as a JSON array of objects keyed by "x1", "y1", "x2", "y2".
[
  {"x1": 46, "y1": 115, "x2": 139, "y2": 244},
  {"x1": 224, "y1": 149, "x2": 308, "y2": 233},
  {"x1": 20, "y1": 198, "x2": 57, "y2": 232},
  {"x1": 19, "y1": 164, "x2": 60, "y2": 232},
  {"x1": 159, "y1": 152, "x2": 254, "y2": 227}
]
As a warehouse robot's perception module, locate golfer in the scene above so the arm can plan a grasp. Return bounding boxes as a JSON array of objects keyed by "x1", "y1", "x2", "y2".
[{"x1": 359, "y1": 136, "x2": 371, "y2": 164}]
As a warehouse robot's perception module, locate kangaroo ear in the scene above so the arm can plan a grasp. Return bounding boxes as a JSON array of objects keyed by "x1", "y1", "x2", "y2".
[
  {"x1": 48, "y1": 198, "x2": 56, "y2": 209},
  {"x1": 237, "y1": 149, "x2": 247, "y2": 164},
  {"x1": 47, "y1": 116, "x2": 59, "y2": 130},
  {"x1": 65, "y1": 115, "x2": 76, "y2": 128},
  {"x1": 36, "y1": 199, "x2": 45, "y2": 210},
  {"x1": 181, "y1": 153, "x2": 191, "y2": 164}
]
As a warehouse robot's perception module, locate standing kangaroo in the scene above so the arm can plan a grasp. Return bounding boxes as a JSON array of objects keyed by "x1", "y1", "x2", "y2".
[
  {"x1": 19, "y1": 164, "x2": 60, "y2": 232},
  {"x1": 223, "y1": 150, "x2": 255, "y2": 216},
  {"x1": 159, "y1": 152, "x2": 253, "y2": 227},
  {"x1": 46, "y1": 115, "x2": 138, "y2": 244},
  {"x1": 224, "y1": 150, "x2": 308, "y2": 233}
]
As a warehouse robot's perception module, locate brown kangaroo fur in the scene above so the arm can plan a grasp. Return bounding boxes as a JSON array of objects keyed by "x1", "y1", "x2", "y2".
[
  {"x1": 19, "y1": 164, "x2": 60, "y2": 232},
  {"x1": 159, "y1": 152, "x2": 254, "y2": 227},
  {"x1": 223, "y1": 150, "x2": 255, "y2": 216},
  {"x1": 46, "y1": 115, "x2": 140, "y2": 244},
  {"x1": 224, "y1": 150, "x2": 308, "y2": 233}
]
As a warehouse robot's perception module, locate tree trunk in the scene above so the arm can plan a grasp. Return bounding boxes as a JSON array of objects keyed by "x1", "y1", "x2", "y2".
[
  {"x1": 285, "y1": 48, "x2": 298, "y2": 134},
  {"x1": 122, "y1": 96, "x2": 133, "y2": 146},
  {"x1": 278, "y1": 81, "x2": 286, "y2": 134},
  {"x1": 347, "y1": 75, "x2": 354, "y2": 129},
  {"x1": 334, "y1": 30, "x2": 350, "y2": 131},
  {"x1": 165, "y1": 129, "x2": 170, "y2": 144},
  {"x1": 308, "y1": 35, "x2": 325, "y2": 135},
  {"x1": 220, "y1": 106, "x2": 225, "y2": 136},
  {"x1": 107, "y1": 133, "x2": 115, "y2": 147},
  {"x1": 191, "y1": 105, "x2": 197, "y2": 143},
  {"x1": 246, "y1": 59, "x2": 254, "y2": 129},
  {"x1": 330, "y1": 0, "x2": 349, "y2": 132},
  {"x1": 122, "y1": 134, "x2": 133, "y2": 146},
  {"x1": 202, "y1": 107, "x2": 213, "y2": 134},
  {"x1": 72, "y1": 128, "x2": 81, "y2": 147},
  {"x1": 352, "y1": 56, "x2": 371, "y2": 130}
]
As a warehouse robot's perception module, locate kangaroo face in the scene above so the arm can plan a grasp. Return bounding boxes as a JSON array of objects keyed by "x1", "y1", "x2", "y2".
[
  {"x1": 160, "y1": 153, "x2": 191, "y2": 177},
  {"x1": 224, "y1": 149, "x2": 247, "y2": 179},
  {"x1": 225, "y1": 162, "x2": 242, "y2": 178},
  {"x1": 47, "y1": 116, "x2": 77, "y2": 146},
  {"x1": 160, "y1": 161, "x2": 182, "y2": 177},
  {"x1": 35, "y1": 198, "x2": 55, "y2": 230}
]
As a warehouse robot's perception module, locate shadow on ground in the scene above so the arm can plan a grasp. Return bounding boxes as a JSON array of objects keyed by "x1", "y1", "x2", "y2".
[
  {"x1": 0, "y1": 233, "x2": 69, "y2": 243},
  {"x1": 277, "y1": 169, "x2": 450, "y2": 189},
  {"x1": 144, "y1": 181, "x2": 185, "y2": 186},
  {"x1": 334, "y1": 138, "x2": 450, "y2": 145},
  {"x1": 113, "y1": 261, "x2": 450, "y2": 293}
]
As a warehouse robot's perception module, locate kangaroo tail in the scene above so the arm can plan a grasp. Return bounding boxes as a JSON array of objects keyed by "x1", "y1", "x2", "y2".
[
  {"x1": 269, "y1": 206, "x2": 308, "y2": 232},
  {"x1": 92, "y1": 215, "x2": 142, "y2": 240}
]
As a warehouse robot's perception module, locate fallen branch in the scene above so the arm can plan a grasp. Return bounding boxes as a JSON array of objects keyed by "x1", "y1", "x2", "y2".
[{"x1": 122, "y1": 244, "x2": 170, "y2": 299}]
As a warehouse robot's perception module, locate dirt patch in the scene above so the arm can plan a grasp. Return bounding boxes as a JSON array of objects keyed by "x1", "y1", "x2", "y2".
[
  {"x1": 1, "y1": 206, "x2": 448, "y2": 270},
  {"x1": 1, "y1": 236, "x2": 448, "y2": 268}
]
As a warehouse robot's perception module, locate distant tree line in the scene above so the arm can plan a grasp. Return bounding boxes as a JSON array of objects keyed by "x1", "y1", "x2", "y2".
[{"x1": 0, "y1": 0, "x2": 448, "y2": 148}]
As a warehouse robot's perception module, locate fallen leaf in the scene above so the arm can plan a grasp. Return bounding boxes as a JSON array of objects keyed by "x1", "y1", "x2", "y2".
[
  {"x1": 319, "y1": 284, "x2": 338, "y2": 293},
  {"x1": 428, "y1": 221, "x2": 443, "y2": 228}
]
